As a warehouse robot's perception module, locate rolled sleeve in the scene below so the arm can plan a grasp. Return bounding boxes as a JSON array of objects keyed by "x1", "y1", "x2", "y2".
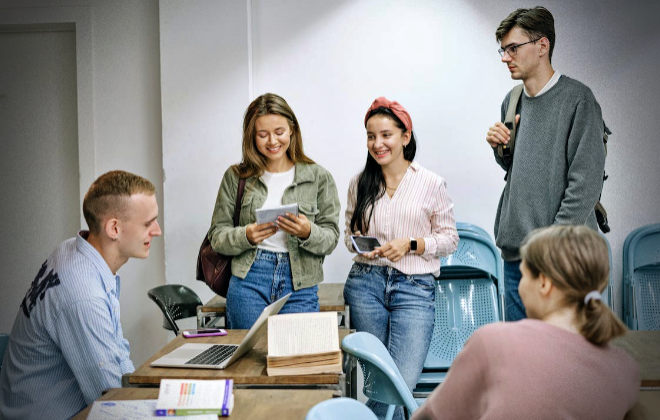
[{"x1": 422, "y1": 179, "x2": 459, "y2": 260}]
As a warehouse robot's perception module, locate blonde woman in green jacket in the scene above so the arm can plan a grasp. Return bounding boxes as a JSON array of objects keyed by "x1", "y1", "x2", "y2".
[{"x1": 209, "y1": 93, "x2": 341, "y2": 329}]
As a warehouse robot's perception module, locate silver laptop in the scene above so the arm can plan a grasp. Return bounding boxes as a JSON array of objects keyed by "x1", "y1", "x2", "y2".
[{"x1": 151, "y1": 293, "x2": 291, "y2": 369}]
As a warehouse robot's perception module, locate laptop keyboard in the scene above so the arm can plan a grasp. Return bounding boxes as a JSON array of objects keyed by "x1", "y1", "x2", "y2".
[{"x1": 186, "y1": 345, "x2": 237, "y2": 366}]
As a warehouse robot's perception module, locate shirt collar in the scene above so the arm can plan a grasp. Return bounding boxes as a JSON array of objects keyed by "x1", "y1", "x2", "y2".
[
  {"x1": 409, "y1": 161, "x2": 420, "y2": 171},
  {"x1": 524, "y1": 72, "x2": 562, "y2": 98},
  {"x1": 76, "y1": 230, "x2": 120, "y2": 295}
]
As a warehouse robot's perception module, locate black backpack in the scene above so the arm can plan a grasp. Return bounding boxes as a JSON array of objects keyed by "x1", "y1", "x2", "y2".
[{"x1": 496, "y1": 85, "x2": 611, "y2": 233}]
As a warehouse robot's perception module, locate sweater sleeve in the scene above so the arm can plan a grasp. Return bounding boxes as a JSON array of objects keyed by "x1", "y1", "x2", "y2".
[
  {"x1": 554, "y1": 97, "x2": 606, "y2": 225},
  {"x1": 412, "y1": 330, "x2": 489, "y2": 420}
]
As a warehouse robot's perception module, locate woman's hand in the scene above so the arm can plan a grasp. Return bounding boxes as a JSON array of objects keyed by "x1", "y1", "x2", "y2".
[
  {"x1": 246, "y1": 222, "x2": 277, "y2": 245},
  {"x1": 276, "y1": 213, "x2": 312, "y2": 240},
  {"x1": 377, "y1": 238, "x2": 411, "y2": 262}
]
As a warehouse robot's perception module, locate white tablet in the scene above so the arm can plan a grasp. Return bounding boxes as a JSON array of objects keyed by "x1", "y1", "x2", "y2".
[{"x1": 256, "y1": 203, "x2": 299, "y2": 225}]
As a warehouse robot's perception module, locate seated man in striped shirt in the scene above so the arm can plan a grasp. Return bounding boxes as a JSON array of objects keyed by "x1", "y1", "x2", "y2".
[{"x1": 0, "y1": 170, "x2": 162, "y2": 419}]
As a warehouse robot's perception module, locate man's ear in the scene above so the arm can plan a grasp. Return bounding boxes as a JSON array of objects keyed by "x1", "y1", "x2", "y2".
[
  {"x1": 104, "y1": 217, "x2": 120, "y2": 241},
  {"x1": 538, "y1": 272, "x2": 554, "y2": 297},
  {"x1": 538, "y1": 37, "x2": 551, "y2": 58}
]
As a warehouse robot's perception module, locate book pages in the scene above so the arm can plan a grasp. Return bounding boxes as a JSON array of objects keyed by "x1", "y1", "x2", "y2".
[{"x1": 267, "y1": 312, "x2": 339, "y2": 357}]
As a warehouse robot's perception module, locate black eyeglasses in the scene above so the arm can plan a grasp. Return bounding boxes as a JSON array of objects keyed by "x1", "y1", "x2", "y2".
[{"x1": 498, "y1": 39, "x2": 540, "y2": 57}]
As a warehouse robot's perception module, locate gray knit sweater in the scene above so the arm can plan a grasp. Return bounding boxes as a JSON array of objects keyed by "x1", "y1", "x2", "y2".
[{"x1": 493, "y1": 76, "x2": 606, "y2": 261}]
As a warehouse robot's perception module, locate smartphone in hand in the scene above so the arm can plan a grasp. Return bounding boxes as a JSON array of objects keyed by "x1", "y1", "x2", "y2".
[
  {"x1": 350, "y1": 235, "x2": 382, "y2": 254},
  {"x1": 182, "y1": 328, "x2": 228, "y2": 338}
]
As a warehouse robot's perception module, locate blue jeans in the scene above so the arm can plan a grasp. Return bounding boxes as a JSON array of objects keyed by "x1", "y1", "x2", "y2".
[
  {"x1": 344, "y1": 263, "x2": 435, "y2": 420},
  {"x1": 226, "y1": 249, "x2": 319, "y2": 329},
  {"x1": 504, "y1": 259, "x2": 526, "y2": 321}
]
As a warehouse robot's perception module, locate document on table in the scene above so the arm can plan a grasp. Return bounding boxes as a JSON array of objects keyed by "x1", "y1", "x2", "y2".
[{"x1": 87, "y1": 400, "x2": 217, "y2": 419}]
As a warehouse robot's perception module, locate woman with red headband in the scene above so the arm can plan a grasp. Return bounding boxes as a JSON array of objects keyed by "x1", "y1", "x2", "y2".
[{"x1": 344, "y1": 97, "x2": 459, "y2": 420}]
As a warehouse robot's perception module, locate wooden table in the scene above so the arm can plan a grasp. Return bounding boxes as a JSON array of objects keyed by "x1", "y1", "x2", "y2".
[
  {"x1": 625, "y1": 391, "x2": 660, "y2": 420},
  {"x1": 123, "y1": 329, "x2": 357, "y2": 398},
  {"x1": 73, "y1": 388, "x2": 338, "y2": 419},
  {"x1": 197, "y1": 282, "x2": 349, "y2": 328},
  {"x1": 613, "y1": 331, "x2": 660, "y2": 388}
]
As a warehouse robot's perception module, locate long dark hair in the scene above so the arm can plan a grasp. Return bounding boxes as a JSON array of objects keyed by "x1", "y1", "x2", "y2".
[{"x1": 350, "y1": 107, "x2": 417, "y2": 234}]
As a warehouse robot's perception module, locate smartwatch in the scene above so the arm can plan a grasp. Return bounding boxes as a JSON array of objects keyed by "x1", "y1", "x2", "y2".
[{"x1": 409, "y1": 237, "x2": 417, "y2": 252}]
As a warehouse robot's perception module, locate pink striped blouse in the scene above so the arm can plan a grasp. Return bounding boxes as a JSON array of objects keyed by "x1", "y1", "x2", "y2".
[{"x1": 344, "y1": 161, "x2": 459, "y2": 276}]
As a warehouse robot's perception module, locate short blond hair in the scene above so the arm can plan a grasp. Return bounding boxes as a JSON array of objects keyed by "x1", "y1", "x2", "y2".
[
  {"x1": 83, "y1": 170, "x2": 156, "y2": 234},
  {"x1": 520, "y1": 225, "x2": 626, "y2": 346}
]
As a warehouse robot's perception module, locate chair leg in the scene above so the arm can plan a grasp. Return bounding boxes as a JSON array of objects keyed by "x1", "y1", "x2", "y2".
[{"x1": 385, "y1": 404, "x2": 396, "y2": 420}]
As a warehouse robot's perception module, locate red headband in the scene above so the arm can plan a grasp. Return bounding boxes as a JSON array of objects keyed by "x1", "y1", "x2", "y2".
[{"x1": 364, "y1": 97, "x2": 413, "y2": 131}]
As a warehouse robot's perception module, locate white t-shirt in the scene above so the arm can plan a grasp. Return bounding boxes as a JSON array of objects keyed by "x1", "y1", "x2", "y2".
[{"x1": 257, "y1": 166, "x2": 295, "y2": 253}]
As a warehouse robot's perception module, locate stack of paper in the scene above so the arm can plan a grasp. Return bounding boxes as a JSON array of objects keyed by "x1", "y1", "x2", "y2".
[
  {"x1": 266, "y1": 312, "x2": 342, "y2": 376},
  {"x1": 155, "y1": 379, "x2": 234, "y2": 417}
]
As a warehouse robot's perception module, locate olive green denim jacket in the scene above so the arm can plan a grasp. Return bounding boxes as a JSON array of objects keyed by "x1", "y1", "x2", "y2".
[{"x1": 209, "y1": 163, "x2": 340, "y2": 290}]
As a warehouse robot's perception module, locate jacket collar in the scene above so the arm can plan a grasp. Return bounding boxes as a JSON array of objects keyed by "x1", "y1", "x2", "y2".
[{"x1": 293, "y1": 162, "x2": 315, "y2": 184}]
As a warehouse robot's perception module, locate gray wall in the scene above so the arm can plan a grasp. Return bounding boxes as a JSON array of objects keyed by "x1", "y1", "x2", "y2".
[{"x1": 0, "y1": 0, "x2": 168, "y2": 367}]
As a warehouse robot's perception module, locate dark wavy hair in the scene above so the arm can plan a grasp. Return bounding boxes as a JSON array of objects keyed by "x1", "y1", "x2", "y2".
[{"x1": 350, "y1": 107, "x2": 416, "y2": 234}]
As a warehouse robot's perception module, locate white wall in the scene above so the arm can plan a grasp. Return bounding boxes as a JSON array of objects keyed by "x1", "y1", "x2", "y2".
[
  {"x1": 0, "y1": 0, "x2": 168, "y2": 367},
  {"x1": 1, "y1": 0, "x2": 659, "y2": 371},
  {"x1": 161, "y1": 0, "x2": 660, "y2": 318}
]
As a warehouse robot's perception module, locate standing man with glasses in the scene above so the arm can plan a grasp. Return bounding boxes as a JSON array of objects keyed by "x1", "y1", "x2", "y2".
[{"x1": 485, "y1": 7, "x2": 606, "y2": 321}]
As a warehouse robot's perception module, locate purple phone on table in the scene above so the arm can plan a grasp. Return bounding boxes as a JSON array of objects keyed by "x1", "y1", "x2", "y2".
[{"x1": 182, "y1": 328, "x2": 228, "y2": 338}]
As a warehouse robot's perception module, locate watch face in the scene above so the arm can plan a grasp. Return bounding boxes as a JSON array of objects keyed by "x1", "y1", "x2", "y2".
[{"x1": 410, "y1": 238, "x2": 417, "y2": 251}]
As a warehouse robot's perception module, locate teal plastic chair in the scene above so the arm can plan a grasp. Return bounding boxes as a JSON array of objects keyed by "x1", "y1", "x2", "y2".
[
  {"x1": 147, "y1": 285, "x2": 202, "y2": 335},
  {"x1": 0, "y1": 333, "x2": 9, "y2": 374},
  {"x1": 416, "y1": 227, "x2": 502, "y2": 396},
  {"x1": 623, "y1": 223, "x2": 660, "y2": 330},
  {"x1": 341, "y1": 332, "x2": 418, "y2": 420},
  {"x1": 306, "y1": 397, "x2": 377, "y2": 420}
]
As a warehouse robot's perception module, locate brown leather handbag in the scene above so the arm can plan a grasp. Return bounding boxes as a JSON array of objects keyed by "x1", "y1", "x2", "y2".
[{"x1": 196, "y1": 178, "x2": 246, "y2": 297}]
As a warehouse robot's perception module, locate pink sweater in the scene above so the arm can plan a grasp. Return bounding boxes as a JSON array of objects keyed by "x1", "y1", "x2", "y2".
[{"x1": 412, "y1": 320, "x2": 640, "y2": 420}]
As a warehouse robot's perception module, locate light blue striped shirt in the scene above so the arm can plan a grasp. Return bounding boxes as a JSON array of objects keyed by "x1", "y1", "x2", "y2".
[{"x1": 0, "y1": 231, "x2": 134, "y2": 419}]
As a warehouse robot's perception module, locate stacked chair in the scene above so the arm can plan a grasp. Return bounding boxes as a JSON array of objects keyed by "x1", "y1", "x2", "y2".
[
  {"x1": 602, "y1": 233, "x2": 613, "y2": 307},
  {"x1": 623, "y1": 223, "x2": 660, "y2": 330},
  {"x1": 414, "y1": 222, "x2": 503, "y2": 399}
]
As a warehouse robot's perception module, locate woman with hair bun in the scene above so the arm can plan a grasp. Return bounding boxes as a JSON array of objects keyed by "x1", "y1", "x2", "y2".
[{"x1": 413, "y1": 225, "x2": 639, "y2": 420}]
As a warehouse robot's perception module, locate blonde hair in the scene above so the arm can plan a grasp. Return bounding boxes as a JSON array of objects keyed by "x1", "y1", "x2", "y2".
[
  {"x1": 235, "y1": 93, "x2": 314, "y2": 179},
  {"x1": 83, "y1": 170, "x2": 156, "y2": 235},
  {"x1": 520, "y1": 225, "x2": 626, "y2": 346}
]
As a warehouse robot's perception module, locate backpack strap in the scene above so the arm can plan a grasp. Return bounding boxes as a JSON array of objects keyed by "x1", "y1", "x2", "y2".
[{"x1": 497, "y1": 84, "x2": 524, "y2": 170}]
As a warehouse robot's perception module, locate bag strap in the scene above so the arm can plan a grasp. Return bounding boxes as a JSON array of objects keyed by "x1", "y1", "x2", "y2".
[
  {"x1": 497, "y1": 84, "x2": 524, "y2": 166},
  {"x1": 233, "y1": 178, "x2": 246, "y2": 227}
]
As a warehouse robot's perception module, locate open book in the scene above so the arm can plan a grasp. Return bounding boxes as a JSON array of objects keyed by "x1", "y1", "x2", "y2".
[
  {"x1": 155, "y1": 379, "x2": 234, "y2": 417},
  {"x1": 267, "y1": 311, "x2": 343, "y2": 376}
]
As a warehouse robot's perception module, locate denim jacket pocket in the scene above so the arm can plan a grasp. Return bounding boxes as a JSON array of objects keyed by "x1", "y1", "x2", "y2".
[
  {"x1": 299, "y1": 202, "x2": 320, "y2": 223},
  {"x1": 239, "y1": 194, "x2": 254, "y2": 226}
]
